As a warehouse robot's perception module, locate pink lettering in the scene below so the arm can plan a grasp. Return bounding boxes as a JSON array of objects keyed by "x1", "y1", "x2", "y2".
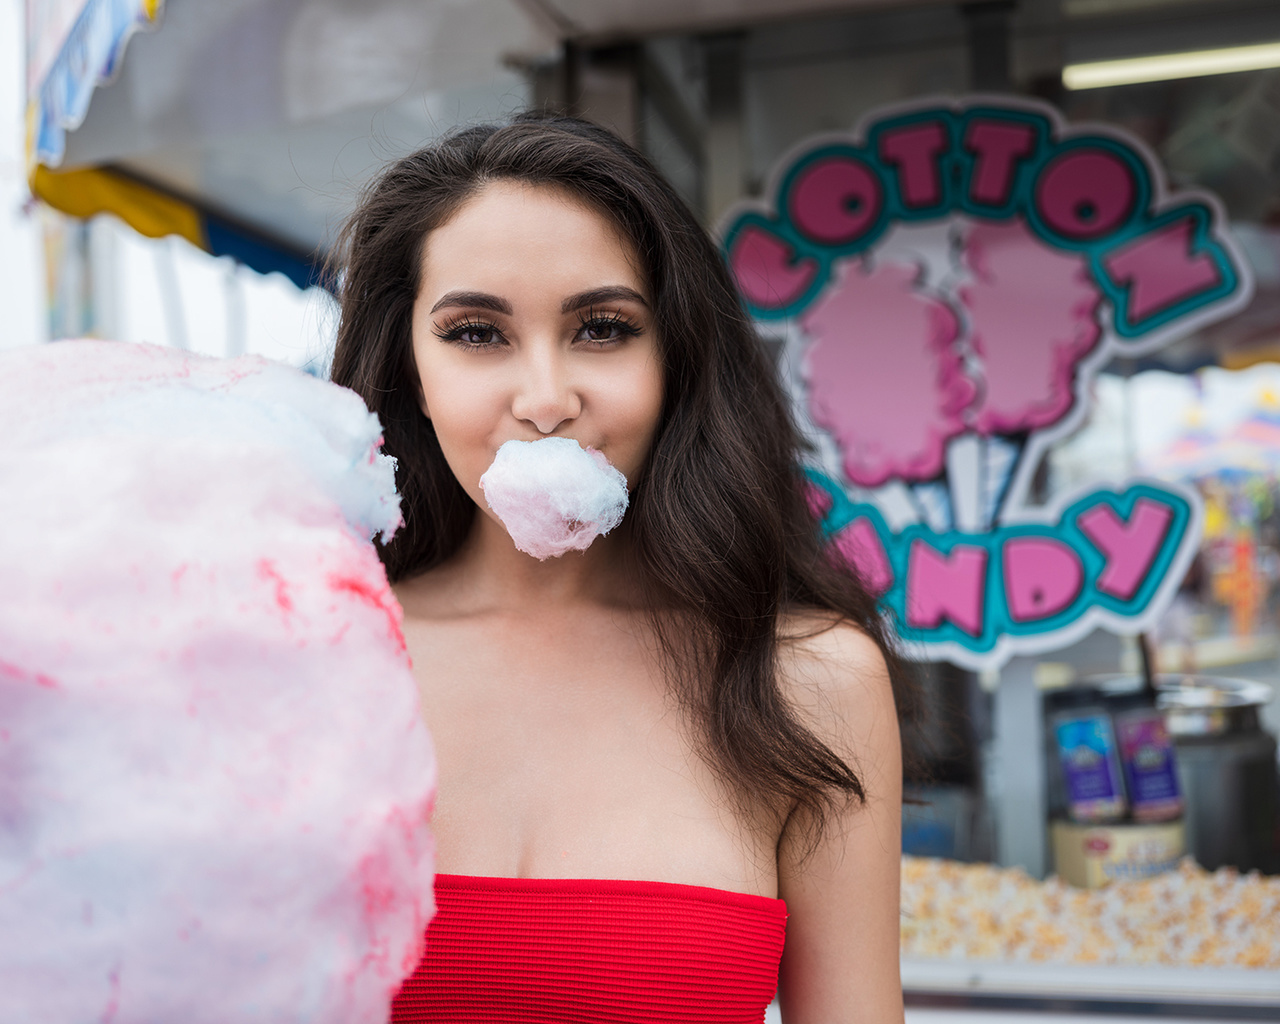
[
  {"x1": 1035, "y1": 148, "x2": 1137, "y2": 241},
  {"x1": 804, "y1": 482, "x2": 833, "y2": 519},
  {"x1": 786, "y1": 155, "x2": 884, "y2": 246},
  {"x1": 905, "y1": 541, "x2": 987, "y2": 636},
  {"x1": 833, "y1": 518, "x2": 893, "y2": 595},
  {"x1": 1003, "y1": 536, "x2": 1084, "y2": 623},
  {"x1": 1102, "y1": 216, "x2": 1223, "y2": 324},
  {"x1": 727, "y1": 225, "x2": 818, "y2": 309},
  {"x1": 879, "y1": 122, "x2": 948, "y2": 209},
  {"x1": 1078, "y1": 499, "x2": 1174, "y2": 601},
  {"x1": 964, "y1": 120, "x2": 1036, "y2": 206}
]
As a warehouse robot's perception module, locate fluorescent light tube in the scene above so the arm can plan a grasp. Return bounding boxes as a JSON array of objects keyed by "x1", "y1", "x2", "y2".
[{"x1": 1063, "y1": 41, "x2": 1280, "y2": 90}]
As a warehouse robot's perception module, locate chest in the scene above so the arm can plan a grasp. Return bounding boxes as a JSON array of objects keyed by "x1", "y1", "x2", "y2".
[{"x1": 401, "y1": 610, "x2": 778, "y2": 892}]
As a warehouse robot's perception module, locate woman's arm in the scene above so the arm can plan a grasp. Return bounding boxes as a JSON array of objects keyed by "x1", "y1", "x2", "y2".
[{"x1": 776, "y1": 621, "x2": 904, "y2": 1024}]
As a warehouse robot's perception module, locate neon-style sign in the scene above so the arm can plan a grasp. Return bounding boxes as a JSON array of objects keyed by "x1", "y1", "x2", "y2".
[
  {"x1": 722, "y1": 96, "x2": 1251, "y2": 669},
  {"x1": 809, "y1": 472, "x2": 1197, "y2": 665}
]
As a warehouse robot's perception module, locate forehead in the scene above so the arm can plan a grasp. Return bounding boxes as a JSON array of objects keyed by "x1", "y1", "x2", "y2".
[{"x1": 417, "y1": 181, "x2": 647, "y2": 297}]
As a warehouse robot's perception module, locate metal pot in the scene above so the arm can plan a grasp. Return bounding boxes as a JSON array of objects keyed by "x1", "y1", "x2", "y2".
[
  {"x1": 1158, "y1": 675, "x2": 1271, "y2": 738},
  {"x1": 1158, "y1": 675, "x2": 1279, "y2": 874}
]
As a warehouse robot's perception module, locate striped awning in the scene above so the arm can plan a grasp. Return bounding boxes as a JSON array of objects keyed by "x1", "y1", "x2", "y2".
[{"x1": 26, "y1": 0, "x2": 324, "y2": 290}]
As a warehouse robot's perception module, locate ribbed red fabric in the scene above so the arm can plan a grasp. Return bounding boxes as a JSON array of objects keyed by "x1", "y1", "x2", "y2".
[{"x1": 390, "y1": 874, "x2": 787, "y2": 1024}]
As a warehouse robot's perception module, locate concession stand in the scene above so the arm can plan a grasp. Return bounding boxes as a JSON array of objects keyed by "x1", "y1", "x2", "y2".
[{"x1": 27, "y1": 0, "x2": 1280, "y2": 1017}]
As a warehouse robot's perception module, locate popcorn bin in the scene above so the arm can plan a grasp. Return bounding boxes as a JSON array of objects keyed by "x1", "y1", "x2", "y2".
[{"x1": 1050, "y1": 819, "x2": 1186, "y2": 889}]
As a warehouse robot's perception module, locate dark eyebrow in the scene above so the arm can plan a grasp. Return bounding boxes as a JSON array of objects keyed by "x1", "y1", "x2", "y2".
[
  {"x1": 561, "y1": 286, "x2": 650, "y2": 313},
  {"x1": 429, "y1": 291, "x2": 513, "y2": 315}
]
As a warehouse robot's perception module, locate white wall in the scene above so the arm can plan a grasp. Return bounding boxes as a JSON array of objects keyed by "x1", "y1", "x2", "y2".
[{"x1": 0, "y1": 0, "x2": 46, "y2": 351}]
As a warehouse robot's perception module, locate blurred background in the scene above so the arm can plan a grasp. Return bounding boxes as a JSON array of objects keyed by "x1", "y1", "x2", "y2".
[{"x1": 10, "y1": 1, "x2": 1280, "y2": 1019}]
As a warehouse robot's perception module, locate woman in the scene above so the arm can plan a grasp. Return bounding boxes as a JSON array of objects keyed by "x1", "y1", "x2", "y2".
[{"x1": 330, "y1": 112, "x2": 912, "y2": 1024}]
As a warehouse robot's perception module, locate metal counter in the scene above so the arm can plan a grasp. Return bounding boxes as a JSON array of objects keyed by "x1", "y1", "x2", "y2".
[{"x1": 902, "y1": 958, "x2": 1280, "y2": 1020}]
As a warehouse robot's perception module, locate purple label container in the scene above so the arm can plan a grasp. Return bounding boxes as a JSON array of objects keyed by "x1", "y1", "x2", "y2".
[{"x1": 1114, "y1": 708, "x2": 1184, "y2": 823}]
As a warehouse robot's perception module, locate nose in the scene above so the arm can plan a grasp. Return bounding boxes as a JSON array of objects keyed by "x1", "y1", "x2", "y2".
[{"x1": 510, "y1": 345, "x2": 581, "y2": 435}]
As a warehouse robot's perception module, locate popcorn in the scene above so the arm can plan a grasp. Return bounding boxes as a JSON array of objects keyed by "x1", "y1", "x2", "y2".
[
  {"x1": 479, "y1": 437, "x2": 629, "y2": 560},
  {"x1": 901, "y1": 856, "x2": 1280, "y2": 968}
]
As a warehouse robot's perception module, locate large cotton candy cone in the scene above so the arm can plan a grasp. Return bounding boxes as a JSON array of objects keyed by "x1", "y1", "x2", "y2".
[{"x1": 0, "y1": 341, "x2": 436, "y2": 1024}]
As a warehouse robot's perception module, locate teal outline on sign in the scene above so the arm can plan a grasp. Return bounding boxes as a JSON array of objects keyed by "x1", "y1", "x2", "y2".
[
  {"x1": 864, "y1": 109, "x2": 961, "y2": 223},
  {"x1": 1093, "y1": 202, "x2": 1241, "y2": 339},
  {"x1": 807, "y1": 470, "x2": 1196, "y2": 659},
  {"x1": 954, "y1": 106, "x2": 1050, "y2": 221},
  {"x1": 724, "y1": 101, "x2": 1243, "y2": 337},
  {"x1": 743, "y1": 96, "x2": 1244, "y2": 667}
]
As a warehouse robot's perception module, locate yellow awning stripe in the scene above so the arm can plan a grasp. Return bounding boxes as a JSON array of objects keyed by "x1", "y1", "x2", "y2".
[{"x1": 30, "y1": 164, "x2": 205, "y2": 250}]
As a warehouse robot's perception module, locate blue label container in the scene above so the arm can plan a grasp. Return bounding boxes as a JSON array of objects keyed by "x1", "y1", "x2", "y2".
[{"x1": 1053, "y1": 712, "x2": 1127, "y2": 822}]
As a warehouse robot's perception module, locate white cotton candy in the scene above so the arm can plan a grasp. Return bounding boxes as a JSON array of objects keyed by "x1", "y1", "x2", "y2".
[
  {"x1": 0, "y1": 341, "x2": 436, "y2": 1024},
  {"x1": 479, "y1": 437, "x2": 629, "y2": 560}
]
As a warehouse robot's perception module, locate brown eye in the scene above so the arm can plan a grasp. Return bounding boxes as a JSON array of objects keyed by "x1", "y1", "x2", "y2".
[
  {"x1": 458, "y1": 325, "x2": 496, "y2": 346},
  {"x1": 576, "y1": 315, "x2": 640, "y2": 345},
  {"x1": 434, "y1": 318, "x2": 505, "y2": 347},
  {"x1": 584, "y1": 322, "x2": 620, "y2": 342}
]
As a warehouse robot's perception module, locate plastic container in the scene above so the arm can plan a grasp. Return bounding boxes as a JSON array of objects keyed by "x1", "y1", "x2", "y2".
[
  {"x1": 1047, "y1": 688, "x2": 1127, "y2": 823},
  {"x1": 1108, "y1": 691, "x2": 1184, "y2": 824}
]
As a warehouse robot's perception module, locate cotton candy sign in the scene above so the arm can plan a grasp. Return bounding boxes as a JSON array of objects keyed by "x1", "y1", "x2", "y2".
[
  {"x1": 721, "y1": 96, "x2": 1251, "y2": 669},
  {"x1": 0, "y1": 341, "x2": 436, "y2": 1023}
]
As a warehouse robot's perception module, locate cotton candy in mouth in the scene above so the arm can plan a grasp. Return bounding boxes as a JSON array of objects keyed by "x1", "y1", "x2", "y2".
[{"x1": 478, "y1": 437, "x2": 629, "y2": 560}]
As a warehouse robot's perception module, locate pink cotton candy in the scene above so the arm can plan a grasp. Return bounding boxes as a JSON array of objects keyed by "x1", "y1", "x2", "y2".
[
  {"x1": 479, "y1": 437, "x2": 629, "y2": 560},
  {"x1": 0, "y1": 341, "x2": 435, "y2": 1024},
  {"x1": 798, "y1": 220, "x2": 1105, "y2": 498},
  {"x1": 802, "y1": 257, "x2": 974, "y2": 488},
  {"x1": 961, "y1": 220, "x2": 1103, "y2": 435}
]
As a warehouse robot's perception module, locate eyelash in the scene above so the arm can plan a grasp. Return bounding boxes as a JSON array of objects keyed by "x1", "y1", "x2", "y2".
[
  {"x1": 433, "y1": 317, "x2": 501, "y2": 348},
  {"x1": 576, "y1": 309, "x2": 643, "y2": 345},
  {"x1": 433, "y1": 310, "x2": 643, "y2": 349}
]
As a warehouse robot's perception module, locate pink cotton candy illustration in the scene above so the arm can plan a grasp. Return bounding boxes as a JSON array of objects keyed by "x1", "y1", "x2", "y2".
[
  {"x1": 801, "y1": 258, "x2": 975, "y2": 488},
  {"x1": 0, "y1": 341, "x2": 436, "y2": 1024},
  {"x1": 798, "y1": 219, "x2": 1105, "y2": 511},
  {"x1": 961, "y1": 220, "x2": 1103, "y2": 436}
]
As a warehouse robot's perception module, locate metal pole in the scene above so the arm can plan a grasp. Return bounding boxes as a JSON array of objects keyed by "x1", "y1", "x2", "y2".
[
  {"x1": 962, "y1": 1, "x2": 1016, "y2": 93},
  {"x1": 703, "y1": 32, "x2": 745, "y2": 226},
  {"x1": 992, "y1": 655, "x2": 1048, "y2": 876}
]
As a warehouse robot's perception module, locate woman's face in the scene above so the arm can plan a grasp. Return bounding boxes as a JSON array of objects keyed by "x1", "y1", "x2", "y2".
[{"x1": 411, "y1": 181, "x2": 664, "y2": 519}]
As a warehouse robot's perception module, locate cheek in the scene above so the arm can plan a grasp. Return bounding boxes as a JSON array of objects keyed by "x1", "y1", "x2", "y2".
[
  {"x1": 607, "y1": 361, "x2": 665, "y2": 472},
  {"x1": 417, "y1": 346, "x2": 489, "y2": 430},
  {"x1": 416, "y1": 366, "x2": 500, "y2": 481},
  {"x1": 638, "y1": 352, "x2": 666, "y2": 425},
  {"x1": 424, "y1": 385, "x2": 493, "y2": 447},
  {"x1": 633, "y1": 375, "x2": 665, "y2": 441}
]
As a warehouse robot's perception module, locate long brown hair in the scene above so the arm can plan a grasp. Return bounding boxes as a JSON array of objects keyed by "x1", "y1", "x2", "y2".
[{"x1": 329, "y1": 111, "x2": 916, "y2": 838}]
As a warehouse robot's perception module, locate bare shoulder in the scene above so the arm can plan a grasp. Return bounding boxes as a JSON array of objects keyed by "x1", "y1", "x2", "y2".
[
  {"x1": 774, "y1": 609, "x2": 904, "y2": 1023},
  {"x1": 776, "y1": 609, "x2": 895, "y2": 757},
  {"x1": 778, "y1": 609, "x2": 888, "y2": 678}
]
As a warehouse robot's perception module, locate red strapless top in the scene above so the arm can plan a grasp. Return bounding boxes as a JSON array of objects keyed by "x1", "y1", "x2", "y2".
[{"x1": 390, "y1": 874, "x2": 788, "y2": 1023}]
